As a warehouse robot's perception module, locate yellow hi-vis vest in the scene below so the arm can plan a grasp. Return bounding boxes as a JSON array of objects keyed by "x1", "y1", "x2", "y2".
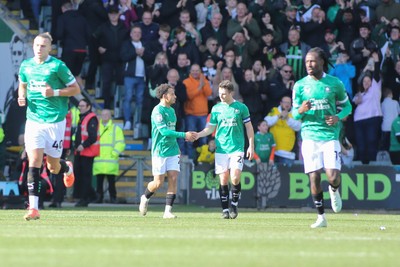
[{"x1": 93, "y1": 120, "x2": 126, "y2": 176}]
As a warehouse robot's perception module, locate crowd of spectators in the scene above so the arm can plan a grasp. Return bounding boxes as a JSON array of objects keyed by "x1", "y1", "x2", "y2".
[{"x1": 13, "y1": 0, "x2": 400, "y2": 163}]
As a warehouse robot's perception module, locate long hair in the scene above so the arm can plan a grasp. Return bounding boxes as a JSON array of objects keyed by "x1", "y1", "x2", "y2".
[{"x1": 308, "y1": 47, "x2": 330, "y2": 72}]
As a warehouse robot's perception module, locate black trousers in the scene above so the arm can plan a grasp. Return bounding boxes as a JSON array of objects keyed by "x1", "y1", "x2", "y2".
[
  {"x1": 73, "y1": 155, "x2": 96, "y2": 202},
  {"x1": 96, "y1": 174, "x2": 116, "y2": 200}
]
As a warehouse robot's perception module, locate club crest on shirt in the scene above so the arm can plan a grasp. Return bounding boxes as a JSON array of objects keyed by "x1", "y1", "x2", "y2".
[
  {"x1": 304, "y1": 87, "x2": 310, "y2": 94},
  {"x1": 155, "y1": 113, "x2": 163, "y2": 123},
  {"x1": 234, "y1": 109, "x2": 240, "y2": 114},
  {"x1": 325, "y1": 87, "x2": 330, "y2": 92}
]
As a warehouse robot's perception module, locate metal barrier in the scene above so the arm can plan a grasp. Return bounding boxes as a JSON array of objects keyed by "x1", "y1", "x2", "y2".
[{"x1": 116, "y1": 155, "x2": 194, "y2": 204}]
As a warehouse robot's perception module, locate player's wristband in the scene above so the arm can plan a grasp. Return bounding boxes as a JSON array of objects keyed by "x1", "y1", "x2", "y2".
[{"x1": 53, "y1": 90, "x2": 60, "y2": 97}]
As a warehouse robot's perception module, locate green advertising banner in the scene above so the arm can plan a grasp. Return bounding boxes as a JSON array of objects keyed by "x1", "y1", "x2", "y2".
[{"x1": 190, "y1": 163, "x2": 400, "y2": 210}]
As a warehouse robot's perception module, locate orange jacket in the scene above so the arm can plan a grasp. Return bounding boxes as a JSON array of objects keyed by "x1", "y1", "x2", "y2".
[
  {"x1": 183, "y1": 74, "x2": 212, "y2": 116},
  {"x1": 79, "y1": 112, "x2": 100, "y2": 157}
]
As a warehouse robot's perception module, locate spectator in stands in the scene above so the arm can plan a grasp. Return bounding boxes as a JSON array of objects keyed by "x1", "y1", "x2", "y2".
[
  {"x1": 200, "y1": 12, "x2": 228, "y2": 48},
  {"x1": 239, "y1": 69, "x2": 267, "y2": 129},
  {"x1": 248, "y1": 0, "x2": 270, "y2": 25},
  {"x1": 264, "y1": 95, "x2": 301, "y2": 167},
  {"x1": 329, "y1": 50, "x2": 356, "y2": 99},
  {"x1": 73, "y1": 99, "x2": 99, "y2": 207},
  {"x1": 260, "y1": 29, "x2": 278, "y2": 65},
  {"x1": 196, "y1": 137, "x2": 216, "y2": 165},
  {"x1": 297, "y1": 0, "x2": 321, "y2": 23},
  {"x1": 145, "y1": 24, "x2": 171, "y2": 65},
  {"x1": 300, "y1": 6, "x2": 332, "y2": 48},
  {"x1": 3, "y1": 34, "x2": 27, "y2": 146},
  {"x1": 381, "y1": 88, "x2": 400, "y2": 151},
  {"x1": 120, "y1": 25, "x2": 147, "y2": 130},
  {"x1": 266, "y1": 64, "x2": 295, "y2": 112},
  {"x1": 136, "y1": 0, "x2": 162, "y2": 22},
  {"x1": 200, "y1": 37, "x2": 223, "y2": 68},
  {"x1": 144, "y1": 51, "x2": 170, "y2": 123},
  {"x1": 138, "y1": 10, "x2": 160, "y2": 45},
  {"x1": 372, "y1": 16, "x2": 400, "y2": 47},
  {"x1": 159, "y1": 0, "x2": 197, "y2": 29},
  {"x1": 253, "y1": 120, "x2": 275, "y2": 165},
  {"x1": 334, "y1": 7, "x2": 361, "y2": 51},
  {"x1": 258, "y1": 11, "x2": 283, "y2": 46},
  {"x1": 168, "y1": 26, "x2": 201, "y2": 67},
  {"x1": 57, "y1": 1, "x2": 90, "y2": 89},
  {"x1": 93, "y1": 109, "x2": 125, "y2": 204},
  {"x1": 174, "y1": 52, "x2": 191, "y2": 81},
  {"x1": 382, "y1": 57, "x2": 400, "y2": 102},
  {"x1": 385, "y1": 26, "x2": 400, "y2": 63},
  {"x1": 267, "y1": 51, "x2": 287, "y2": 81},
  {"x1": 321, "y1": 28, "x2": 346, "y2": 70},
  {"x1": 220, "y1": 0, "x2": 238, "y2": 27},
  {"x1": 170, "y1": 9, "x2": 202, "y2": 46},
  {"x1": 376, "y1": 0, "x2": 400, "y2": 22},
  {"x1": 195, "y1": 0, "x2": 220, "y2": 30},
  {"x1": 352, "y1": 52, "x2": 382, "y2": 164},
  {"x1": 79, "y1": 0, "x2": 108, "y2": 90},
  {"x1": 213, "y1": 63, "x2": 242, "y2": 103},
  {"x1": 278, "y1": 5, "x2": 300, "y2": 44},
  {"x1": 227, "y1": 2, "x2": 261, "y2": 40},
  {"x1": 349, "y1": 22, "x2": 379, "y2": 77},
  {"x1": 118, "y1": 0, "x2": 139, "y2": 29},
  {"x1": 225, "y1": 29, "x2": 259, "y2": 69},
  {"x1": 389, "y1": 114, "x2": 400, "y2": 164},
  {"x1": 279, "y1": 27, "x2": 311, "y2": 80},
  {"x1": 183, "y1": 64, "x2": 212, "y2": 158},
  {"x1": 326, "y1": 0, "x2": 342, "y2": 23},
  {"x1": 201, "y1": 56, "x2": 217, "y2": 90},
  {"x1": 218, "y1": 48, "x2": 243, "y2": 83},
  {"x1": 93, "y1": 6, "x2": 129, "y2": 109}
]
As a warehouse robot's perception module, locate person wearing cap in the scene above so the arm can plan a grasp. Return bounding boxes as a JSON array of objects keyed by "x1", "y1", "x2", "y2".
[
  {"x1": 93, "y1": 6, "x2": 129, "y2": 109},
  {"x1": 349, "y1": 22, "x2": 378, "y2": 77},
  {"x1": 279, "y1": 5, "x2": 300, "y2": 43},
  {"x1": 321, "y1": 28, "x2": 346, "y2": 70}
]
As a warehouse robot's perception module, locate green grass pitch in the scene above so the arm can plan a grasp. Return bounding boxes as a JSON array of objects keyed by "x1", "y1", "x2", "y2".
[{"x1": 0, "y1": 205, "x2": 399, "y2": 267}]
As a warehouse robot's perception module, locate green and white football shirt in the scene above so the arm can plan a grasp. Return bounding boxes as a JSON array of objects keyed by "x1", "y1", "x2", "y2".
[
  {"x1": 255, "y1": 132, "x2": 275, "y2": 162},
  {"x1": 209, "y1": 101, "x2": 251, "y2": 154},
  {"x1": 151, "y1": 103, "x2": 185, "y2": 157},
  {"x1": 390, "y1": 117, "x2": 400, "y2": 152},
  {"x1": 19, "y1": 56, "x2": 75, "y2": 123},
  {"x1": 292, "y1": 73, "x2": 352, "y2": 141}
]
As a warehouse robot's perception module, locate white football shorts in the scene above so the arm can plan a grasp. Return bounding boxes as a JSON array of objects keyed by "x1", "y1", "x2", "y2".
[
  {"x1": 301, "y1": 139, "x2": 341, "y2": 173},
  {"x1": 24, "y1": 119, "x2": 66, "y2": 158},
  {"x1": 215, "y1": 152, "x2": 245, "y2": 174},
  {"x1": 152, "y1": 155, "x2": 180, "y2": 175}
]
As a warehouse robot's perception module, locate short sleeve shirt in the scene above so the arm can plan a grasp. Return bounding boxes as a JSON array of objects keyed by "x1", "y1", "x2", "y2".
[
  {"x1": 19, "y1": 56, "x2": 75, "y2": 123},
  {"x1": 209, "y1": 101, "x2": 251, "y2": 154},
  {"x1": 292, "y1": 74, "x2": 349, "y2": 141},
  {"x1": 151, "y1": 104, "x2": 181, "y2": 157}
]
